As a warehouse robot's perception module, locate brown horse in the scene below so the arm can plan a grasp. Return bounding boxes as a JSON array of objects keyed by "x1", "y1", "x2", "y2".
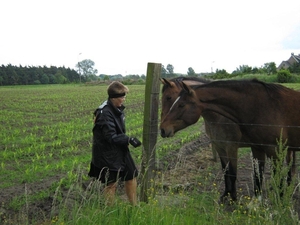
[{"x1": 160, "y1": 78, "x2": 297, "y2": 201}]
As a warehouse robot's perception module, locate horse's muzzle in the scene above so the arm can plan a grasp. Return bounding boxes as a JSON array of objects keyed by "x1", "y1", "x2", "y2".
[
  {"x1": 160, "y1": 128, "x2": 173, "y2": 138},
  {"x1": 160, "y1": 129, "x2": 166, "y2": 138}
]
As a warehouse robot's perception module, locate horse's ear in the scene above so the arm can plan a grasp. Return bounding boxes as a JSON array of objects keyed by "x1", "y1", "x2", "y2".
[
  {"x1": 160, "y1": 78, "x2": 174, "y2": 87},
  {"x1": 182, "y1": 81, "x2": 194, "y2": 95}
]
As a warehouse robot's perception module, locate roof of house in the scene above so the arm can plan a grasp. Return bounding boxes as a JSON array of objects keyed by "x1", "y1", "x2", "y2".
[
  {"x1": 291, "y1": 53, "x2": 300, "y2": 63},
  {"x1": 277, "y1": 53, "x2": 300, "y2": 70}
]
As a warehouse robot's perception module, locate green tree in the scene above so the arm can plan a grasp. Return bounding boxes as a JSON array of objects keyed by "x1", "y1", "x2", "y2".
[
  {"x1": 76, "y1": 59, "x2": 98, "y2": 81},
  {"x1": 33, "y1": 80, "x2": 41, "y2": 85},
  {"x1": 289, "y1": 62, "x2": 300, "y2": 74},
  {"x1": 166, "y1": 64, "x2": 174, "y2": 75},
  {"x1": 103, "y1": 75, "x2": 110, "y2": 81},
  {"x1": 252, "y1": 67, "x2": 259, "y2": 74},
  {"x1": 0, "y1": 65, "x2": 8, "y2": 85},
  {"x1": 6, "y1": 64, "x2": 19, "y2": 85},
  {"x1": 215, "y1": 69, "x2": 229, "y2": 78},
  {"x1": 48, "y1": 74, "x2": 56, "y2": 84},
  {"x1": 232, "y1": 65, "x2": 252, "y2": 75},
  {"x1": 161, "y1": 65, "x2": 167, "y2": 78},
  {"x1": 11, "y1": 69, "x2": 19, "y2": 85},
  {"x1": 40, "y1": 74, "x2": 49, "y2": 84},
  {"x1": 55, "y1": 70, "x2": 67, "y2": 84},
  {"x1": 18, "y1": 66, "x2": 30, "y2": 85},
  {"x1": 29, "y1": 66, "x2": 39, "y2": 84},
  {"x1": 65, "y1": 68, "x2": 79, "y2": 83},
  {"x1": 187, "y1": 67, "x2": 196, "y2": 76},
  {"x1": 263, "y1": 62, "x2": 277, "y2": 75}
]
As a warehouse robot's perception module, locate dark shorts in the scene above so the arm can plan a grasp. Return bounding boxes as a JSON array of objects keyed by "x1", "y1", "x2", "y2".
[{"x1": 88, "y1": 153, "x2": 138, "y2": 184}]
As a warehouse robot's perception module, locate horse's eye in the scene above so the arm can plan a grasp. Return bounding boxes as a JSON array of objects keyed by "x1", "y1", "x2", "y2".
[
  {"x1": 166, "y1": 96, "x2": 171, "y2": 101},
  {"x1": 179, "y1": 103, "x2": 185, "y2": 108}
]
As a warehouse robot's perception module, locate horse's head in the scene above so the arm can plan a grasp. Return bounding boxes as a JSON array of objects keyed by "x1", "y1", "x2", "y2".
[
  {"x1": 160, "y1": 79, "x2": 203, "y2": 137},
  {"x1": 160, "y1": 78, "x2": 181, "y2": 123}
]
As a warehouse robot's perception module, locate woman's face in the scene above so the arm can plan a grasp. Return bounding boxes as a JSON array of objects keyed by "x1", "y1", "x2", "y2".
[{"x1": 111, "y1": 96, "x2": 126, "y2": 108}]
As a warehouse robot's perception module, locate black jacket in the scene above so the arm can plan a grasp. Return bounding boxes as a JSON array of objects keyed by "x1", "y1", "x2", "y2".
[{"x1": 91, "y1": 100, "x2": 130, "y2": 171}]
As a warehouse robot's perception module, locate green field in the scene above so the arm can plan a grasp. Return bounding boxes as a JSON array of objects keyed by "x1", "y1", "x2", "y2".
[
  {"x1": 1, "y1": 83, "x2": 300, "y2": 224},
  {"x1": 0, "y1": 84, "x2": 201, "y2": 186},
  {"x1": 0, "y1": 84, "x2": 204, "y2": 223}
]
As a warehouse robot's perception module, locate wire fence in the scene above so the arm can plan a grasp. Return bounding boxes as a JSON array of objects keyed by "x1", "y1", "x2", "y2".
[
  {"x1": 189, "y1": 120, "x2": 300, "y2": 167},
  {"x1": 204, "y1": 121, "x2": 300, "y2": 148}
]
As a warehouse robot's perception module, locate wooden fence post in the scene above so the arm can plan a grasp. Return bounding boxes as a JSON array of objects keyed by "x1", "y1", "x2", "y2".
[{"x1": 140, "y1": 62, "x2": 161, "y2": 202}]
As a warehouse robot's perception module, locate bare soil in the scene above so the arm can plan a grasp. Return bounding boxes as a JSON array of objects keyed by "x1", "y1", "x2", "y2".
[{"x1": 1, "y1": 128, "x2": 300, "y2": 224}]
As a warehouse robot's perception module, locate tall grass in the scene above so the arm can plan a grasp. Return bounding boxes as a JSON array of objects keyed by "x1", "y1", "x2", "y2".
[
  {"x1": 50, "y1": 165, "x2": 224, "y2": 225},
  {"x1": 51, "y1": 137, "x2": 300, "y2": 225}
]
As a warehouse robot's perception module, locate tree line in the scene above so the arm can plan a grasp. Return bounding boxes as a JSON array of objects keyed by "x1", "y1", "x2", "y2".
[
  {"x1": 161, "y1": 62, "x2": 290, "y2": 78},
  {"x1": 1, "y1": 60, "x2": 300, "y2": 86},
  {"x1": 0, "y1": 64, "x2": 80, "y2": 85}
]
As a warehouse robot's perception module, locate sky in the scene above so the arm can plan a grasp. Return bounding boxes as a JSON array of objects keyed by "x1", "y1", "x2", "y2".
[{"x1": 1, "y1": 0, "x2": 300, "y2": 75}]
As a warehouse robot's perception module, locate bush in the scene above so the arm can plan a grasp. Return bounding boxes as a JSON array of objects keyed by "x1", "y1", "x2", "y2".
[
  {"x1": 277, "y1": 70, "x2": 292, "y2": 83},
  {"x1": 33, "y1": 80, "x2": 41, "y2": 85}
]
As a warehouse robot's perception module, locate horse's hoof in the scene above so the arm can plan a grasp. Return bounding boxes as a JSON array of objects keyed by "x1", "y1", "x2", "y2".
[{"x1": 219, "y1": 194, "x2": 236, "y2": 204}]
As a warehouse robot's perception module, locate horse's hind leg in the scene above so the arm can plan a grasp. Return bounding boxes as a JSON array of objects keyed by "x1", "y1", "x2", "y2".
[
  {"x1": 286, "y1": 150, "x2": 296, "y2": 185},
  {"x1": 251, "y1": 148, "x2": 265, "y2": 196}
]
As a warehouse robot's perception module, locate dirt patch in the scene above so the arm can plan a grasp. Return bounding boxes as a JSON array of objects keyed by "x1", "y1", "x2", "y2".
[
  {"x1": 157, "y1": 130, "x2": 300, "y2": 216},
  {"x1": 1, "y1": 128, "x2": 300, "y2": 224}
]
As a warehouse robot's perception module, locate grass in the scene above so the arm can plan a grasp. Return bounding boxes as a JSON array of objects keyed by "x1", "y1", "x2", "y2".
[
  {"x1": 1, "y1": 83, "x2": 300, "y2": 224},
  {"x1": 50, "y1": 148, "x2": 299, "y2": 225}
]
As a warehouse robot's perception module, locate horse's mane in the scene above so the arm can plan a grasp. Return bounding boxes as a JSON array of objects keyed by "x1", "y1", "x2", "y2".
[
  {"x1": 164, "y1": 77, "x2": 292, "y2": 96},
  {"x1": 192, "y1": 78, "x2": 291, "y2": 96},
  {"x1": 169, "y1": 76, "x2": 211, "y2": 83},
  {"x1": 252, "y1": 79, "x2": 290, "y2": 93},
  {"x1": 162, "y1": 76, "x2": 210, "y2": 92},
  {"x1": 168, "y1": 76, "x2": 211, "y2": 89}
]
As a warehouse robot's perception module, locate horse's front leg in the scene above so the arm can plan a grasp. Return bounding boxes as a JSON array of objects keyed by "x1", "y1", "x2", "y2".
[{"x1": 219, "y1": 147, "x2": 238, "y2": 202}]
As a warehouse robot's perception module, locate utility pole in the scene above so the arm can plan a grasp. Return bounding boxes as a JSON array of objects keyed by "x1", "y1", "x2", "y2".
[{"x1": 211, "y1": 61, "x2": 215, "y2": 73}]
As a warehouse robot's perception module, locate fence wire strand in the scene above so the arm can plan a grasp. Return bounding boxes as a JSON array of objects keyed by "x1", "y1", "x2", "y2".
[{"x1": 154, "y1": 119, "x2": 300, "y2": 166}]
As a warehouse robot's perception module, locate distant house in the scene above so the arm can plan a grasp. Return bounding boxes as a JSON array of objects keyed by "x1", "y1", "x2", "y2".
[{"x1": 277, "y1": 53, "x2": 300, "y2": 70}]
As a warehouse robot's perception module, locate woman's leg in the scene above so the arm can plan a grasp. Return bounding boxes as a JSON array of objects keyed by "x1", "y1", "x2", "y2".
[
  {"x1": 103, "y1": 182, "x2": 117, "y2": 206},
  {"x1": 125, "y1": 178, "x2": 137, "y2": 205}
]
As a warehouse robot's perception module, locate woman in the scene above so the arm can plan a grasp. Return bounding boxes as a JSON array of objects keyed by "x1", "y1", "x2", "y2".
[{"x1": 88, "y1": 81, "x2": 141, "y2": 205}]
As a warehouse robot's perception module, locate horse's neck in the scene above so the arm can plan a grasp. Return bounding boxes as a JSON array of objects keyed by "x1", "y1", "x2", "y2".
[
  {"x1": 196, "y1": 87, "x2": 245, "y2": 123},
  {"x1": 202, "y1": 105, "x2": 240, "y2": 124}
]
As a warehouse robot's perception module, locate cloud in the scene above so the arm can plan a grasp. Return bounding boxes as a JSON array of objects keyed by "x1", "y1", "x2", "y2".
[{"x1": 1, "y1": 0, "x2": 300, "y2": 74}]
